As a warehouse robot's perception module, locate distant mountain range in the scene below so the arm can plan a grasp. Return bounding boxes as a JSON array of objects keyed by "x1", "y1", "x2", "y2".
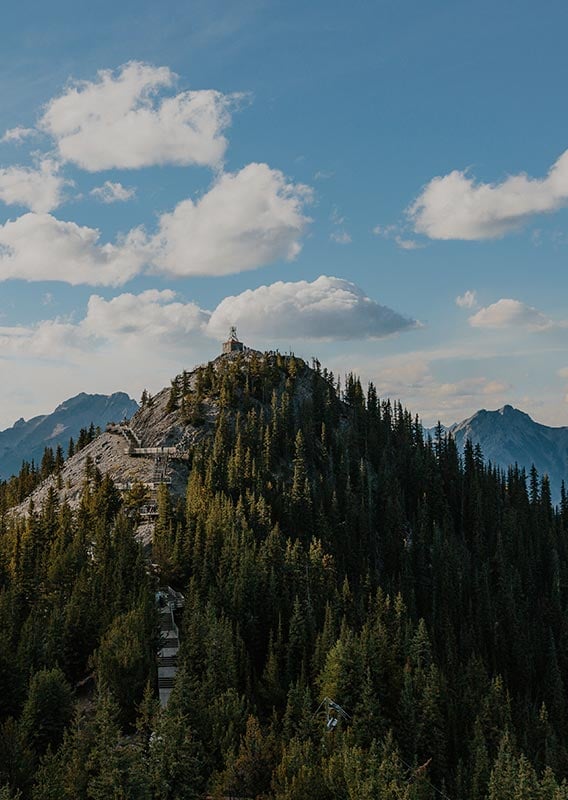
[
  {"x1": 0, "y1": 392, "x2": 138, "y2": 480},
  {"x1": 431, "y1": 405, "x2": 568, "y2": 503}
]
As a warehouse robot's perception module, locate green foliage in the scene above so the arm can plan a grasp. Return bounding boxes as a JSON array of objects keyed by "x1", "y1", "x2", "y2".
[
  {"x1": 2, "y1": 351, "x2": 568, "y2": 798},
  {"x1": 20, "y1": 667, "x2": 73, "y2": 756}
]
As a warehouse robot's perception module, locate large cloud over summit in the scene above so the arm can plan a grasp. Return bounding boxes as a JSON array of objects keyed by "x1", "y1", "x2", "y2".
[{"x1": 207, "y1": 275, "x2": 418, "y2": 340}]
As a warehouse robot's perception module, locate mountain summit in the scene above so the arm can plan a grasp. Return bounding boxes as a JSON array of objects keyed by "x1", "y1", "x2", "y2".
[{"x1": 448, "y1": 405, "x2": 568, "y2": 502}]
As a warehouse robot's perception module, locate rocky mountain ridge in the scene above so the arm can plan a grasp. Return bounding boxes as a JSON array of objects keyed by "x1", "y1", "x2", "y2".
[{"x1": 0, "y1": 391, "x2": 138, "y2": 480}]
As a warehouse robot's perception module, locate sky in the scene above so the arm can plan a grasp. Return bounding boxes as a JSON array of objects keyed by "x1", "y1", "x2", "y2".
[{"x1": 0, "y1": 0, "x2": 567, "y2": 429}]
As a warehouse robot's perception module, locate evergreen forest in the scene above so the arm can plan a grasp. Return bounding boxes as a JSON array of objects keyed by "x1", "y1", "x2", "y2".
[{"x1": 1, "y1": 351, "x2": 568, "y2": 799}]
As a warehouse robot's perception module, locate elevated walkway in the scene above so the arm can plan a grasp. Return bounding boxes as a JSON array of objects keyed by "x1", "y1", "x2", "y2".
[{"x1": 156, "y1": 586, "x2": 185, "y2": 707}]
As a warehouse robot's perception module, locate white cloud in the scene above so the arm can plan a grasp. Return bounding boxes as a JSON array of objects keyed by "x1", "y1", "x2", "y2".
[
  {"x1": 436, "y1": 377, "x2": 511, "y2": 398},
  {"x1": 330, "y1": 230, "x2": 352, "y2": 245},
  {"x1": 0, "y1": 212, "x2": 146, "y2": 286},
  {"x1": 90, "y1": 181, "x2": 136, "y2": 204},
  {"x1": 456, "y1": 290, "x2": 478, "y2": 309},
  {"x1": 408, "y1": 150, "x2": 568, "y2": 240},
  {"x1": 150, "y1": 162, "x2": 312, "y2": 277},
  {"x1": 39, "y1": 61, "x2": 238, "y2": 171},
  {"x1": 469, "y1": 298, "x2": 553, "y2": 331},
  {"x1": 395, "y1": 235, "x2": 422, "y2": 250},
  {"x1": 0, "y1": 279, "x2": 421, "y2": 425},
  {"x1": 0, "y1": 290, "x2": 220, "y2": 427},
  {"x1": 207, "y1": 275, "x2": 418, "y2": 341},
  {"x1": 1, "y1": 278, "x2": 416, "y2": 353},
  {"x1": 1, "y1": 126, "x2": 35, "y2": 144},
  {"x1": 373, "y1": 223, "x2": 421, "y2": 250},
  {"x1": 329, "y1": 206, "x2": 351, "y2": 244},
  {"x1": 372, "y1": 224, "x2": 396, "y2": 237},
  {"x1": 0, "y1": 319, "x2": 84, "y2": 359},
  {"x1": 327, "y1": 349, "x2": 514, "y2": 427},
  {"x1": 0, "y1": 159, "x2": 69, "y2": 213},
  {"x1": 0, "y1": 163, "x2": 311, "y2": 285},
  {"x1": 82, "y1": 289, "x2": 209, "y2": 343},
  {"x1": 0, "y1": 289, "x2": 208, "y2": 361}
]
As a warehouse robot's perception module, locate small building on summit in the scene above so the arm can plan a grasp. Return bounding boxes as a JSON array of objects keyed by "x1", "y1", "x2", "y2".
[{"x1": 222, "y1": 326, "x2": 244, "y2": 354}]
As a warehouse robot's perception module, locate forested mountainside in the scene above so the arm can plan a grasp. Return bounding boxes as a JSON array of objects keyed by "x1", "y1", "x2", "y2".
[{"x1": 1, "y1": 350, "x2": 568, "y2": 799}]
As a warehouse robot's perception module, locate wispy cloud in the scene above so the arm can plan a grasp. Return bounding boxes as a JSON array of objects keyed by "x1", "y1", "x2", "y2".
[
  {"x1": 329, "y1": 205, "x2": 351, "y2": 245},
  {"x1": 456, "y1": 290, "x2": 478, "y2": 309},
  {"x1": 90, "y1": 181, "x2": 136, "y2": 203},
  {"x1": 1, "y1": 126, "x2": 35, "y2": 144},
  {"x1": 373, "y1": 223, "x2": 422, "y2": 250}
]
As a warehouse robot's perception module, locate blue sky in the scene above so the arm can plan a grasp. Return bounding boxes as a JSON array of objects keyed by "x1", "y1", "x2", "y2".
[{"x1": 0, "y1": 0, "x2": 567, "y2": 428}]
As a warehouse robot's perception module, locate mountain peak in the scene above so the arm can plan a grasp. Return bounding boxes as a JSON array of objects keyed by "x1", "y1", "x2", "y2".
[{"x1": 450, "y1": 405, "x2": 568, "y2": 503}]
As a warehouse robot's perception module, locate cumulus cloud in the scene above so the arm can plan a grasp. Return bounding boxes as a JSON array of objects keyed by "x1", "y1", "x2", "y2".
[
  {"x1": 4, "y1": 276, "x2": 417, "y2": 359},
  {"x1": 149, "y1": 163, "x2": 312, "y2": 277},
  {"x1": 207, "y1": 275, "x2": 418, "y2": 341},
  {"x1": 469, "y1": 298, "x2": 553, "y2": 331},
  {"x1": 0, "y1": 319, "x2": 86, "y2": 359},
  {"x1": 0, "y1": 159, "x2": 69, "y2": 213},
  {"x1": 90, "y1": 181, "x2": 136, "y2": 203},
  {"x1": 39, "y1": 61, "x2": 238, "y2": 171},
  {"x1": 0, "y1": 289, "x2": 209, "y2": 362},
  {"x1": 408, "y1": 150, "x2": 568, "y2": 240},
  {"x1": 0, "y1": 290, "x2": 220, "y2": 426},
  {"x1": 1, "y1": 126, "x2": 35, "y2": 144},
  {"x1": 82, "y1": 289, "x2": 209, "y2": 342},
  {"x1": 456, "y1": 290, "x2": 478, "y2": 309},
  {"x1": 0, "y1": 212, "x2": 146, "y2": 286},
  {"x1": 0, "y1": 279, "x2": 418, "y2": 423},
  {"x1": 0, "y1": 163, "x2": 311, "y2": 285}
]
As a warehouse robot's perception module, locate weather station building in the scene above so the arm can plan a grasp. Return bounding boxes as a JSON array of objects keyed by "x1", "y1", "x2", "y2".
[{"x1": 222, "y1": 326, "x2": 245, "y2": 354}]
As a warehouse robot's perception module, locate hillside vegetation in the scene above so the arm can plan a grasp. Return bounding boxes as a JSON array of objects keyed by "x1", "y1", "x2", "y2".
[{"x1": 1, "y1": 351, "x2": 568, "y2": 799}]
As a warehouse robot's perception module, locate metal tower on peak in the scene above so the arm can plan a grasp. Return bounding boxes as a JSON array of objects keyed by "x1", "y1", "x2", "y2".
[{"x1": 222, "y1": 326, "x2": 244, "y2": 354}]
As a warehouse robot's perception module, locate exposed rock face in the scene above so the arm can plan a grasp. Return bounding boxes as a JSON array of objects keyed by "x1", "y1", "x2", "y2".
[
  {"x1": 447, "y1": 405, "x2": 568, "y2": 503},
  {"x1": 12, "y1": 360, "x2": 224, "y2": 514},
  {"x1": 0, "y1": 392, "x2": 138, "y2": 479}
]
